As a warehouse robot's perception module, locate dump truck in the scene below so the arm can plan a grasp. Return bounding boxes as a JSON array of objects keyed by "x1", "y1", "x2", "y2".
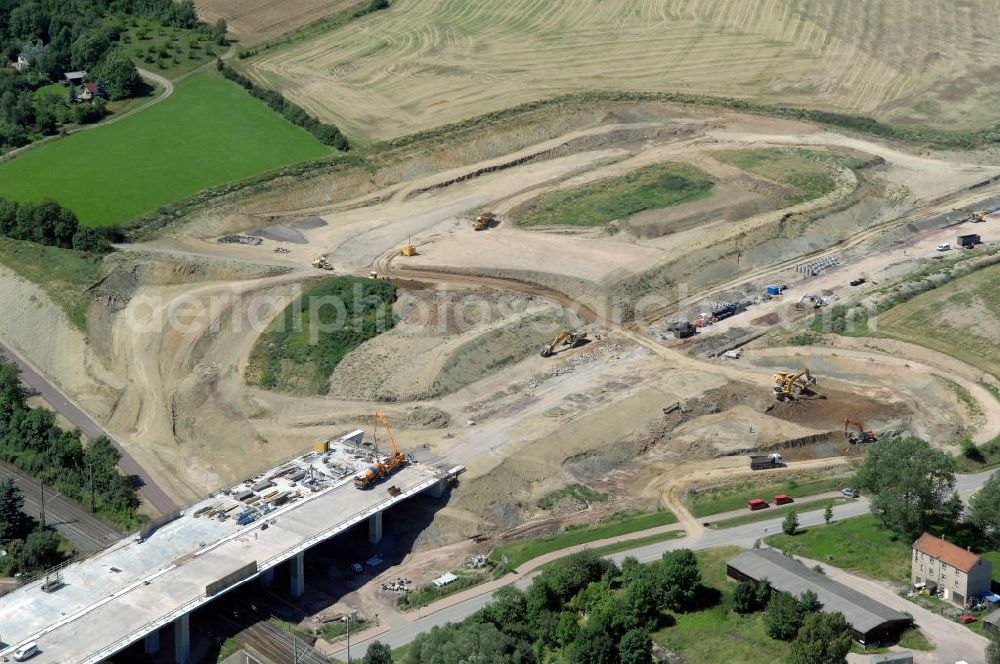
[
  {"x1": 354, "y1": 411, "x2": 407, "y2": 489},
  {"x1": 473, "y1": 212, "x2": 496, "y2": 231},
  {"x1": 750, "y1": 453, "x2": 783, "y2": 470},
  {"x1": 540, "y1": 329, "x2": 587, "y2": 358},
  {"x1": 311, "y1": 255, "x2": 334, "y2": 270}
]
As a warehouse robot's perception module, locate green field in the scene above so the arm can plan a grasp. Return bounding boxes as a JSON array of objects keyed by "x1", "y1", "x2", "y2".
[
  {"x1": 688, "y1": 475, "x2": 848, "y2": 518},
  {"x1": 514, "y1": 162, "x2": 714, "y2": 228},
  {"x1": 874, "y1": 262, "x2": 1000, "y2": 380},
  {"x1": 0, "y1": 73, "x2": 329, "y2": 226},
  {"x1": 490, "y1": 509, "x2": 678, "y2": 571},
  {"x1": 713, "y1": 148, "x2": 843, "y2": 205},
  {"x1": 245, "y1": 277, "x2": 396, "y2": 395},
  {"x1": 0, "y1": 239, "x2": 104, "y2": 329},
  {"x1": 765, "y1": 514, "x2": 912, "y2": 584},
  {"x1": 653, "y1": 546, "x2": 792, "y2": 663}
]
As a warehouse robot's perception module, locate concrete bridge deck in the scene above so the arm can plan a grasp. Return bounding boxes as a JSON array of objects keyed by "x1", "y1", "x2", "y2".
[{"x1": 0, "y1": 438, "x2": 454, "y2": 663}]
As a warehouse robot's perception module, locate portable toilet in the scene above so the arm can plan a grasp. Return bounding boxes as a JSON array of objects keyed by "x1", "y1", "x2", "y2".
[{"x1": 766, "y1": 284, "x2": 781, "y2": 296}]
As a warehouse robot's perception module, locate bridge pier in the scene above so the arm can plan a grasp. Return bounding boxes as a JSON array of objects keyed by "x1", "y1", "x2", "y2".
[
  {"x1": 174, "y1": 613, "x2": 190, "y2": 664},
  {"x1": 144, "y1": 629, "x2": 160, "y2": 655},
  {"x1": 369, "y1": 511, "x2": 383, "y2": 544},
  {"x1": 290, "y1": 551, "x2": 305, "y2": 598},
  {"x1": 427, "y1": 479, "x2": 448, "y2": 499},
  {"x1": 260, "y1": 567, "x2": 274, "y2": 587}
]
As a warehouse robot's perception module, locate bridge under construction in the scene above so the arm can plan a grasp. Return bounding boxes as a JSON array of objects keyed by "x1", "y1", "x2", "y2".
[{"x1": 0, "y1": 430, "x2": 459, "y2": 663}]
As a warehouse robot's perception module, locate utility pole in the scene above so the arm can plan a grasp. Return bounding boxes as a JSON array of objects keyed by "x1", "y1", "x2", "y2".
[{"x1": 343, "y1": 615, "x2": 351, "y2": 663}]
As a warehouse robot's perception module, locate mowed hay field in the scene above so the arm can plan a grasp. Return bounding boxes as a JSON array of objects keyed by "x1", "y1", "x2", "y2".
[
  {"x1": 875, "y1": 262, "x2": 1000, "y2": 379},
  {"x1": 0, "y1": 73, "x2": 329, "y2": 226},
  {"x1": 196, "y1": 0, "x2": 363, "y2": 45},
  {"x1": 244, "y1": 0, "x2": 1000, "y2": 141}
]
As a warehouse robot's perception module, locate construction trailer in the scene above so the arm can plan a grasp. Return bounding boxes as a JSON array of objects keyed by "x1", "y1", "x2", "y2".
[{"x1": 958, "y1": 234, "x2": 982, "y2": 249}]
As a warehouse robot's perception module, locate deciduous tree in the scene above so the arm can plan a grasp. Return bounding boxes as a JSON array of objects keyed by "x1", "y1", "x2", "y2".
[
  {"x1": 787, "y1": 611, "x2": 852, "y2": 664},
  {"x1": 854, "y1": 437, "x2": 956, "y2": 538}
]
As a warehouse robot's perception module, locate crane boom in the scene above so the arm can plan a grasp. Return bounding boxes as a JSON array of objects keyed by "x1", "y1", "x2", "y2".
[{"x1": 375, "y1": 410, "x2": 400, "y2": 457}]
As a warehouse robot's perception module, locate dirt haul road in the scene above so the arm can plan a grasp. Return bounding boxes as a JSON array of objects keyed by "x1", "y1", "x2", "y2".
[{"x1": 54, "y1": 113, "x2": 1000, "y2": 511}]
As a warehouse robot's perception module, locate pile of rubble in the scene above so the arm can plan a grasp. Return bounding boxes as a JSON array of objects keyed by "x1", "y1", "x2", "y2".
[
  {"x1": 380, "y1": 577, "x2": 412, "y2": 593},
  {"x1": 218, "y1": 234, "x2": 262, "y2": 245}
]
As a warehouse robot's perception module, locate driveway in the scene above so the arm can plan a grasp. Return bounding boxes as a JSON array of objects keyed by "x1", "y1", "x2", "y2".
[{"x1": 805, "y1": 556, "x2": 987, "y2": 664}]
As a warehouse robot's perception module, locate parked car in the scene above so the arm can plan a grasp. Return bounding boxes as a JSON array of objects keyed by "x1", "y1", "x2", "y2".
[
  {"x1": 841, "y1": 488, "x2": 860, "y2": 498},
  {"x1": 937, "y1": 242, "x2": 951, "y2": 252},
  {"x1": 773, "y1": 494, "x2": 794, "y2": 506},
  {"x1": 748, "y1": 498, "x2": 769, "y2": 511},
  {"x1": 12, "y1": 643, "x2": 39, "y2": 661},
  {"x1": 959, "y1": 614, "x2": 977, "y2": 624}
]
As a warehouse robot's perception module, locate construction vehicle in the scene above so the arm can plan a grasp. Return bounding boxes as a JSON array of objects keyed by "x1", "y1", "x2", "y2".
[
  {"x1": 368, "y1": 271, "x2": 391, "y2": 282},
  {"x1": 354, "y1": 410, "x2": 407, "y2": 489},
  {"x1": 843, "y1": 417, "x2": 877, "y2": 444},
  {"x1": 540, "y1": 329, "x2": 587, "y2": 358},
  {"x1": 667, "y1": 320, "x2": 696, "y2": 339},
  {"x1": 795, "y1": 294, "x2": 827, "y2": 310},
  {"x1": 473, "y1": 212, "x2": 496, "y2": 231},
  {"x1": 750, "y1": 453, "x2": 783, "y2": 470},
  {"x1": 311, "y1": 255, "x2": 334, "y2": 270},
  {"x1": 402, "y1": 235, "x2": 418, "y2": 256},
  {"x1": 772, "y1": 369, "x2": 817, "y2": 400}
]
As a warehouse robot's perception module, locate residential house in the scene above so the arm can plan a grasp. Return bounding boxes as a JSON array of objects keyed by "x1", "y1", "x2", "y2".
[
  {"x1": 78, "y1": 83, "x2": 98, "y2": 102},
  {"x1": 911, "y1": 532, "x2": 992, "y2": 606}
]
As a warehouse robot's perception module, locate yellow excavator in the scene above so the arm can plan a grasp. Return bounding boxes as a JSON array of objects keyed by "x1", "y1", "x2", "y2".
[
  {"x1": 540, "y1": 329, "x2": 587, "y2": 358},
  {"x1": 474, "y1": 212, "x2": 496, "y2": 231},
  {"x1": 772, "y1": 369, "x2": 817, "y2": 401},
  {"x1": 354, "y1": 410, "x2": 407, "y2": 489}
]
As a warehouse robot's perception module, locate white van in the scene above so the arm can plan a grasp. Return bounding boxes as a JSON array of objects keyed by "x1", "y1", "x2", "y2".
[
  {"x1": 12, "y1": 642, "x2": 39, "y2": 661},
  {"x1": 937, "y1": 242, "x2": 951, "y2": 251}
]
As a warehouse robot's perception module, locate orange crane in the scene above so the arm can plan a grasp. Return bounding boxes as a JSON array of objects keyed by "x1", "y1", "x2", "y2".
[
  {"x1": 843, "y1": 416, "x2": 877, "y2": 444},
  {"x1": 354, "y1": 411, "x2": 407, "y2": 489}
]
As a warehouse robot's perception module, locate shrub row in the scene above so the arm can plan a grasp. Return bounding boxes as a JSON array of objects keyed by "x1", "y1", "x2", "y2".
[
  {"x1": 0, "y1": 196, "x2": 117, "y2": 253},
  {"x1": 219, "y1": 62, "x2": 348, "y2": 150}
]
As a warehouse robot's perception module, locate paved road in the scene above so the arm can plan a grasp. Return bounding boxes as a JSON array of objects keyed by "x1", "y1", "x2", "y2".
[
  {"x1": 0, "y1": 341, "x2": 178, "y2": 515},
  {"x1": 332, "y1": 469, "x2": 997, "y2": 659},
  {"x1": 0, "y1": 460, "x2": 122, "y2": 554}
]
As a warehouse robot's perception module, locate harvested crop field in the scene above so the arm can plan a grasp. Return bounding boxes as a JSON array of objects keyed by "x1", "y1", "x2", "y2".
[
  {"x1": 874, "y1": 262, "x2": 1000, "y2": 380},
  {"x1": 196, "y1": 0, "x2": 363, "y2": 45},
  {"x1": 243, "y1": 0, "x2": 1000, "y2": 141}
]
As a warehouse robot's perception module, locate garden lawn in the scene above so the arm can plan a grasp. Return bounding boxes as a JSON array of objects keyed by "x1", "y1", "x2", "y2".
[
  {"x1": 765, "y1": 514, "x2": 912, "y2": 584},
  {"x1": 653, "y1": 546, "x2": 792, "y2": 664},
  {"x1": 0, "y1": 73, "x2": 329, "y2": 226}
]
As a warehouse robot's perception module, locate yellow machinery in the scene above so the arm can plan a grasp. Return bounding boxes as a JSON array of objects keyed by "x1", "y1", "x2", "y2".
[
  {"x1": 311, "y1": 255, "x2": 334, "y2": 270},
  {"x1": 772, "y1": 369, "x2": 817, "y2": 400},
  {"x1": 368, "y1": 271, "x2": 391, "y2": 281},
  {"x1": 474, "y1": 212, "x2": 496, "y2": 231},
  {"x1": 354, "y1": 410, "x2": 407, "y2": 489},
  {"x1": 540, "y1": 329, "x2": 587, "y2": 358},
  {"x1": 843, "y1": 417, "x2": 877, "y2": 444},
  {"x1": 402, "y1": 245, "x2": 417, "y2": 256}
]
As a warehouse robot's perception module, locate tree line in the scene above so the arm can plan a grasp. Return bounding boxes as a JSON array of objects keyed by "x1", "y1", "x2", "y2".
[
  {"x1": 218, "y1": 61, "x2": 349, "y2": 150},
  {"x1": 0, "y1": 0, "x2": 201, "y2": 151},
  {"x1": 0, "y1": 195, "x2": 117, "y2": 252},
  {"x1": 0, "y1": 359, "x2": 140, "y2": 529},
  {"x1": 0, "y1": 478, "x2": 64, "y2": 576}
]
